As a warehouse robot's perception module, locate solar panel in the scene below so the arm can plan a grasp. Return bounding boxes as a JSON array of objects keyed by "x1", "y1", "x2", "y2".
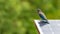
[{"x1": 34, "y1": 20, "x2": 60, "y2": 34}]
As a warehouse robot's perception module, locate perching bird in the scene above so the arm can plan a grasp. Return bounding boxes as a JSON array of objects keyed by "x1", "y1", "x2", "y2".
[{"x1": 37, "y1": 9, "x2": 49, "y2": 24}]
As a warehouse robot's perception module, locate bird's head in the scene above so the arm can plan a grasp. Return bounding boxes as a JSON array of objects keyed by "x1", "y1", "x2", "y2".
[{"x1": 37, "y1": 8, "x2": 42, "y2": 13}]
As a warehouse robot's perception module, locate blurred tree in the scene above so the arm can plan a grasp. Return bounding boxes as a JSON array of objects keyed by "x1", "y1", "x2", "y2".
[{"x1": 0, "y1": 0, "x2": 60, "y2": 34}]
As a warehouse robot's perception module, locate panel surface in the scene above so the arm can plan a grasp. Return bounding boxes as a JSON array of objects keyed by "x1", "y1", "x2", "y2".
[{"x1": 34, "y1": 20, "x2": 60, "y2": 34}]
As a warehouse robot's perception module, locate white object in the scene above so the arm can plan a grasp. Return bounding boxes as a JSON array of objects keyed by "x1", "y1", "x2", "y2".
[{"x1": 34, "y1": 20, "x2": 60, "y2": 34}]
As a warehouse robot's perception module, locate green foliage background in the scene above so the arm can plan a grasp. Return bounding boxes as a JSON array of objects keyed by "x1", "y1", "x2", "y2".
[{"x1": 0, "y1": 0, "x2": 60, "y2": 34}]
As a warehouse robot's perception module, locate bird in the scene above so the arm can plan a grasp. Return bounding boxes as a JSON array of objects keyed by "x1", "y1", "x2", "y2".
[{"x1": 37, "y1": 8, "x2": 49, "y2": 24}]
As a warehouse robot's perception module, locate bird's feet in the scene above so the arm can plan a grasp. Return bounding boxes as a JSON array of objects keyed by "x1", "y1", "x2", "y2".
[{"x1": 40, "y1": 20, "x2": 49, "y2": 24}]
